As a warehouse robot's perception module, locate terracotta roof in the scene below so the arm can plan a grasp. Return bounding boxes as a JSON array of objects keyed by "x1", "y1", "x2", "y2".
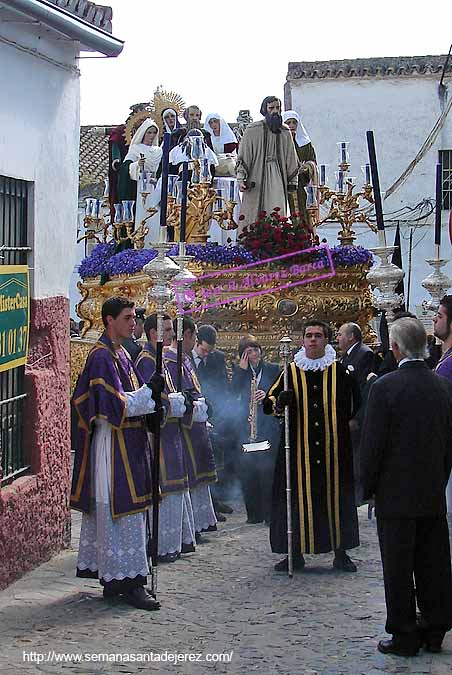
[
  {"x1": 79, "y1": 125, "x2": 112, "y2": 185},
  {"x1": 47, "y1": 0, "x2": 113, "y2": 33},
  {"x1": 287, "y1": 55, "x2": 452, "y2": 81}
]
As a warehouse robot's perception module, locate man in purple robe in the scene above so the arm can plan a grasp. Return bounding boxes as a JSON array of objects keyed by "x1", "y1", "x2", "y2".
[
  {"x1": 135, "y1": 313, "x2": 196, "y2": 562},
  {"x1": 433, "y1": 295, "x2": 452, "y2": 512},
  {"x1": 71, "y1": 297, "x2": 164, "y2": 610},
  {"x1": 164, "y1": 317, "x2": 218, "y2": 541}
]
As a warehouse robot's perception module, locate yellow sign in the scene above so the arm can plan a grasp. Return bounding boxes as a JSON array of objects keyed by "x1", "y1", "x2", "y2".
[{"x1": 0, "y1": 265, "x2": 30, "y2": 372}]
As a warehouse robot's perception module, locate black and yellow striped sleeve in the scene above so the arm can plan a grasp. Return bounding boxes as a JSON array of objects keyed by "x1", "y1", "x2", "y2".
[{"x1": 263, "y1": 370, "x2": 284, "y2": 416}]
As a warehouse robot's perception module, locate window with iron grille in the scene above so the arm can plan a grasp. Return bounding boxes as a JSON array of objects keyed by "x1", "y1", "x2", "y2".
[
  {"x1": 439, "y1": 150, "x2": 452, "y2": 210},
  {"x1": 0, "y1": 176, "x2": 31, "y2": 486}
]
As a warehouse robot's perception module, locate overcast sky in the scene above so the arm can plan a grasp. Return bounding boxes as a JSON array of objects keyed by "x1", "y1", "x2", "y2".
[{"x1": 79, "y1": 0, "x2": 452, "y2": 126}]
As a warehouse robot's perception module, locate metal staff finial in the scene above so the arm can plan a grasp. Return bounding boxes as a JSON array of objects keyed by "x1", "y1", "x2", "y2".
[{"x1": 279, "y1": 335, "x2": 293, "y2": 578}]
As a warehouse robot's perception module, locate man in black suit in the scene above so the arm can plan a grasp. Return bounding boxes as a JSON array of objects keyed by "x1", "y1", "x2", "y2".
[
  {"x1": 338, "y1": 322, "x2": 375, "y2": 504},
  {"x1": 192, "y1": 325, "x2": 234, "y2": 517},
  {"x1": 361, "y1": 317, "x2": 452, "y2": 657},
  {"x1": 337, "y1": 322, "x2": 375, "y2": 389},
  {"x1": 231, "y1": 335, "x2": 281, "y2": 523}
]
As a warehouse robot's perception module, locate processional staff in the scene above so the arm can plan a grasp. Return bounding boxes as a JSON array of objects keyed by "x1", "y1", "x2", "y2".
[
  {"x1": 279, "y1": 336, "x2": 294, "y2": 578},
  {"x1": 143, "y1": 132, "x2": 181, "y2": 597}
]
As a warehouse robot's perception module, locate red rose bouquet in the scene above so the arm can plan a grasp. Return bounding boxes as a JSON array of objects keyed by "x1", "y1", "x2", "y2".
[{"x1": 238, "y1": 208, "x2": 314, "y2": 260}]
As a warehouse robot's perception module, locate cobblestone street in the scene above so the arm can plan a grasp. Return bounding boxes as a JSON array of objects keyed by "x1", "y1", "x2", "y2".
[{"x1": 0, "y1": 504, "x2": 452, "y2": 675}]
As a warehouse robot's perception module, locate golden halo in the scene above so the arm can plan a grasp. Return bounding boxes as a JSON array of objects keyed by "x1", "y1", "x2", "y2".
[
  {"x1": 124, "y1": 107, "x2": 153, "y2": 145},
  {"x1": 150, "y1": 89, "x2": 186, "y2": 137}
]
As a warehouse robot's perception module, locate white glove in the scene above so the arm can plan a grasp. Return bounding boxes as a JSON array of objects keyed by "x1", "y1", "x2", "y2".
[
  {"x1": 168, "y1": 392, "x2": 186, "y2": 418},
  {"x1": 193, "y1": 397, "x2": 208, "y2": 423}
]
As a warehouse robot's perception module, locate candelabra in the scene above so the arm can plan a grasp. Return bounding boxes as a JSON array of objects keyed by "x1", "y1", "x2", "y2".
[
  {"x1": 172, "y1": 181, "x2": 237, "y2": 244},
  {"x1": 366, "y1": 246, "x2": 404, "y2": 324},
  {"x1": 112, "y1": 200, "x2": 149, "y2": 249},
  {"x1": 79, "y1": 183, "x2": 111, "y2": 246},
  {"x1": 308, "y1": 143, "x2": 377, "y2": 246}
]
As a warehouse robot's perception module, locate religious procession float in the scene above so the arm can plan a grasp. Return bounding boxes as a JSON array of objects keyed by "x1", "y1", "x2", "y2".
[{"x1": 71, "y1": 88, "x2": 422, "y2": 386}]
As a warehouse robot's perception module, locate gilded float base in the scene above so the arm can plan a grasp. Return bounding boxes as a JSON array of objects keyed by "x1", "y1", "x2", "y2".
[{"x1": 71, "y1": 262, "x2": 374, "y2": 390}]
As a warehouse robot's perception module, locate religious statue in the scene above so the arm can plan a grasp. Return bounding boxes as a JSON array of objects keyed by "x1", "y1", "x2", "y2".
[
  {"x1": 235, "y1": 96, "x2": 299, "y2": 235},
  {"x1": 282, "y1": 110, "x2": 318, "y2": 228}
]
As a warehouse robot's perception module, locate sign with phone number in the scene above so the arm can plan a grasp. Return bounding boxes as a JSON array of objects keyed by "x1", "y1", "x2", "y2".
[{"x1": 0, "y1": 265, "x2": 30, "y2": 372}]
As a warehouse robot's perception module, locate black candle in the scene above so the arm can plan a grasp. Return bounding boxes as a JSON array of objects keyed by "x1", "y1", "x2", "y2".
[
  {"x1": 180, "y1": 162, "x2": 189, "y2": 243},
  {"x1": 366, "y1": 130, "x2": 385, "y2": 231},
  {"x1": 435, "y1": 162, "x2": 442, "y2": 246},
  {"x1": 160, "y1": 132, "x2": 170, "y2": 228}
]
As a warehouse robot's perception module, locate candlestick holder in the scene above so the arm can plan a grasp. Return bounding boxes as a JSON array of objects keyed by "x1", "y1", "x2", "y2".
[
  {"x1": 312, "y1": 147, "x2": 377, "y2": 245},
  {"x1": 79, "y1": 197, "x2": 111, "y2": 246},
  {"x1": 421, "y1": 258, "x2": 452, "y2": 312},
  {"x1": 171, "y1": 182, "x2": 237, "y2": 244},
  {"x1": 366, "y1": 246, "x2": 405, "y2": 323},
  {"x1": 317, "y1": 179, "x2": 376, "y2": 246}
]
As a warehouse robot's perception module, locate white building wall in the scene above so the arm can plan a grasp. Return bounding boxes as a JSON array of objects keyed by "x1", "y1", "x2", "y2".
[
  {"x1": 289, "y1": 76, "x2": 452, "y2": 309},
  {"x1": 0, "y1": 23, "x2": 80, "y2": 300}
]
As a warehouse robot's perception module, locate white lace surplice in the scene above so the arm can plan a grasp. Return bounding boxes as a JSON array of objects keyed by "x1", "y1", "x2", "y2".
[
  {"x1": 77, "y1": 419, "x2": 150, "y2": 582},
  {"x1": 152, "y1": 489, "x2": 195, "y2": 556},
  {"x1": 190, "y1": 484, "x2": 217, "y2": 533}
]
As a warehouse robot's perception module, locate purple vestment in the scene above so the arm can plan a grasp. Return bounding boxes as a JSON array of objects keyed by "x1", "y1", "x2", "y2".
[
  {"x1": 135, "y1": 343, "x2": 189, "y2": 495},
  {"x1": 164, "y1": 347, "x2": 217, "y2": 488},
  {"x1": 70, "y1": 333, "x2": 153, "y2": 518},
  {"x1": 435, "y1": 347, "x2": 452, "y2": 381}
]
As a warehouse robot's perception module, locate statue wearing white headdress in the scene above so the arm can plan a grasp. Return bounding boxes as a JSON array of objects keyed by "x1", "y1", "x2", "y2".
[
  {"x1": 204, "y1": 113, "x2": 240, "y2": 245},
  {"x1": 118, "y1": 118, "x2": 163, "y2": 244},
  {"x1": 282, "y1": 110, "x2": 317, "y2": 227}
]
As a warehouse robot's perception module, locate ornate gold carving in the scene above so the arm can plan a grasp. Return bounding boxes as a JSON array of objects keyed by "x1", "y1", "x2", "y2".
[
  {"x1": 70, "y1": 339, "x2": 92, "y2": 395},
  {"x1": 76, "y1": 262, "x2": 373, "y2": 346}
]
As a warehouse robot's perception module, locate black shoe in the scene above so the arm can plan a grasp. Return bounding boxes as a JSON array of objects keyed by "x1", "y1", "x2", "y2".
[
  {"x1": 215, "y1": 501, "x2": 233, "y2": 514},
  {"x1": 122, "y1": 587, "x2": 161, "y2": 611},
  {"x1": 215, "y1": 511, "x2": 226, "y2": 522},
  {"x1": 377, "y1": 638, "x2": 419, "y2": 657},
  {"x1": 418, "y1": 628, "x2": 444, "y2": 653},
  {"x1": 181, "y1": 542, "x2": 196, "y2": 554},
  {"x1": 195, "y1": 532, "x2": 208, "y2": 544},
  {"x1": 274, "y1": 555, "x2": 305, "y2": 572},
  {"x1": 102, "y1": 587, "x2": 120, "y2": 600},
  {"x1": 333, "y1": 554, "x2": 357, "y2": 572},
  {"x1": 158, "y1": 552, "x2": 178, "y2": 563}
]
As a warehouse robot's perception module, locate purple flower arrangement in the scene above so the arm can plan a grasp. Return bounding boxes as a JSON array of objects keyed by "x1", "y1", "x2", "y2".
[
  {"x1": 78, "y1": 242, "x2": 372, "y2": 281},
  {"x1": 318, "y1": 245, "x2": 373, "y2": 268},
  {"x1": 78, "y1": 242, "x2": 256, "y2": 280}
]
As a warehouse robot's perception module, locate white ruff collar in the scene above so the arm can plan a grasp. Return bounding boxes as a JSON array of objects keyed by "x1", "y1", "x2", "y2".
[{"x1": 294, "y1": 344, "x2": 337, "y2": 372}]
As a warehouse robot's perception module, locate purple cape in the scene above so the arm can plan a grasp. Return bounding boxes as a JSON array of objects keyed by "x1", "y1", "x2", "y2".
[
  {"x1": 70, "y1": 333, "x2": 153, "y2": 519},
  {"x1": 164, "y1": 347, "x2": 217, "y2": 488},
  {"x1": 135, "y1": 343, "x2": 189, "y2": 495}
]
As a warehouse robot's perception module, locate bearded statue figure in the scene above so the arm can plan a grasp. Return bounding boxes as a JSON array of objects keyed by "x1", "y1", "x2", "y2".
[{"x1": 235, "y1": 96, "x2": 299, "y2": 235}]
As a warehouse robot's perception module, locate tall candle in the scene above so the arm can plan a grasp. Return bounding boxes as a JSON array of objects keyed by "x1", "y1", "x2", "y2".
[
  {"x1": 341, "y1": 142, "x2": 347, "y2": 163},
  {"x1": 366, "y1": 130, "x2": 385, "y2": 234},
  {"x1": 364, "y1": 163, "x2": 371, "y2": 185},
  {"x1": 320, "y1": 164, "x2": 326, "y2": 186},
  {"x1": 180, "y1": 162, "x2": 189, "y2": 243},
  {"x1": 160, "y1": 132, "x2": 171, "y2": 228},
  {"x1": 435, "y1": 162, "x2": 442, "y2": 247}
]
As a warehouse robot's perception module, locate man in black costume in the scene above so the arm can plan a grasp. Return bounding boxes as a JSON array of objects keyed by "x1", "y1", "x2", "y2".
[{"x1": 264, "y1": 320, "x2": 360, "y2": 572}]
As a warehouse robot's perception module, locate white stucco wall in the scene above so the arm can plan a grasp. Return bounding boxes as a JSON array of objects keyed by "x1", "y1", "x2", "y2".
[
  {"x1": 0, "y1": 22, "x2": 80, "y2": 300},
  {"x1": 288, "y1": 75, "x2": 452, "y2": 309}
]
